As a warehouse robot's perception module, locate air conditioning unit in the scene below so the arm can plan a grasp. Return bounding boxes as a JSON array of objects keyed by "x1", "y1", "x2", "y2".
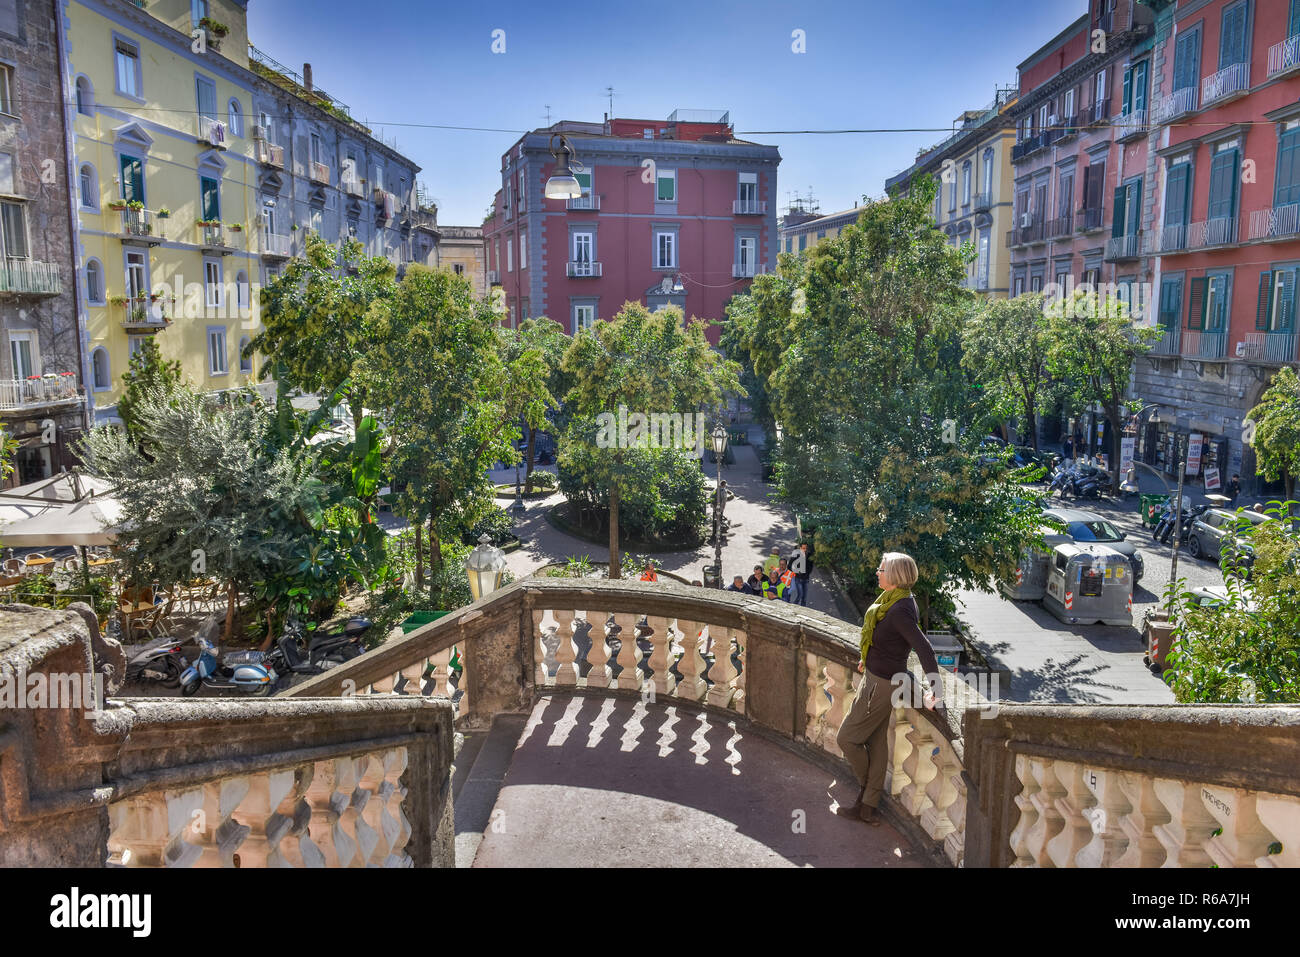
[{"x1": 1020, "y1": 213, "x2": 1034, "y2": 227}]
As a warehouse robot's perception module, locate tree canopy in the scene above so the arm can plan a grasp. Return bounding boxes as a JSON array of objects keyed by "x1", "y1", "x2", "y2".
[{"x1": 1247, "y1": 366, "x2": 1300, "y2": 500}]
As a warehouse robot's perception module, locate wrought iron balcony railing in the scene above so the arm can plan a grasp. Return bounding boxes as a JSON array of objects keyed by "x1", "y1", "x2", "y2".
[
  {"x1": 1268, "y1": 35, "x2": 1300, "y2": 78},
  {"x1": 1183, "y1": 329, "x2": 1228, "y2": 359},
  {"x1": 566, "y1": 261, "x2": 602, "y2": 278},
  {"x1": 1153, "y1": 86, "x2": 1198, "y2": 124},
  {"x1": 1202, "y1": 61, "x2": 1250, "y2": 108},
  {"x1": 0, "y1": 258, "x2": 62, "y2": 296},
  {"x1": 1238, "y1": 331, "x2": 1299, "y2": 364},
  {"x1": 568, "y1": 194, "x2": 600, "y2": 210},
  {"x1": 733, "y1": 199, "x2": 767, "y2": 215},
  {"x1": 1248, "y1": 204, "x2": 1300, "y2": 242},
  {"x1": 0, "y1": 373, "x2": 79, "y2": 409},
  {"x1": 1104, "y1": 232, "x2": 1142, "y2": 261},
  {"x1": 1188, "y1": 217, "x2": 1238, "y2": 248}
]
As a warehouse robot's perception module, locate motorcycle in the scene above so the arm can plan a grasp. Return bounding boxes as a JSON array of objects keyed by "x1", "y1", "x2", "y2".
[
  {"x1": 124, "y1": 635, "x2": 188, "y2": 688},
  {"x1": 179, "y1": 619, "x2": 277, "y2": 696},
  {"x1": 266, "y1": 617, "x2": 372, "y2": 681}
]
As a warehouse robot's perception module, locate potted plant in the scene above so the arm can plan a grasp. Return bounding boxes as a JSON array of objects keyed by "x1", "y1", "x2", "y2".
[
  {"x1": 109, "y1": 295, "x2": 127, "y2": 306},
  {"x1": 157, "y1": 207, "x2": 171, "y2": 219},
  {"x1": 126, "y1": 199, "x2": 145, "y2": 211},
  {"x1": 229, "y1": 223, "x2": 243, "y2": 233},
  {"x1": 107, "y1": 199, "x2": 127, "y2": 211},
  {"x1": 199, "y1": 16, "x2": 229, "y2": 37}
]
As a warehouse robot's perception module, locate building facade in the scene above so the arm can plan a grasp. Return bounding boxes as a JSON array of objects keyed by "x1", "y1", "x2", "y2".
[
  {"x1": 61, "y1": 0, "x2": 424, "y2": 425},
  {"x1": 481, "y1": 111, "x2": 780, "y2": 340},
  {"x1": 885, "y1": 86, "x2": 1019, "y2": 297},
  {"x1": 778, "y1": 204, "x2": 862, "y2": 258},
  {"x1": 1, "y1": 0, "x2": 86, "y2": 487},
  {"x1": 435, "y1": 224, "x2": 486, "y2": 298}
]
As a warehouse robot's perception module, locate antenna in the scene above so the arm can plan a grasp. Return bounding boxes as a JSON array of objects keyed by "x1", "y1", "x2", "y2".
[
  {"x1": 544, "y1": 104, "x2": 552, "y2": 126},
  {"x1": 606, "y1": 86, "x2": 615, "y2": 117}
]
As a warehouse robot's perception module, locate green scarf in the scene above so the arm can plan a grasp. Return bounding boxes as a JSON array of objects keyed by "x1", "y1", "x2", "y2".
[{"x1": 860, "y1": 586, "x2": 912, "y2": 664}]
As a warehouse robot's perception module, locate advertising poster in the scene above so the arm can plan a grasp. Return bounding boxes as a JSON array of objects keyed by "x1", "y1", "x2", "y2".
[
  {"x1": 1120, "y1": 436, "x2": 1136, "y2": 474},
  {"x1": 1186, "y1": 433, "x2": 1204, "y2": 476},
  {"x1": 1204, "y1": 467, "x2": 1221, "y2": 491}
]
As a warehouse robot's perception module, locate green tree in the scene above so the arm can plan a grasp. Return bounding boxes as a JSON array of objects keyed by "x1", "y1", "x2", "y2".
[
  {"x1": 248, "y1": 233, "x2": 396, "y2": 432},
  {"x1": 561, "y1": 302, "x2": 740, "y2": 578},
  {"x1": 1247, "y1": 366, "x2": 1300, "y2": 501},
  {"x1": 1045, "y1": 291, "x2": 1161, "y2": 489},
  {"x1": 355, "y1": 265, "x2": 514, "y2": 582},
  {"x1": 116, "y1": 338, "x2": 184, "y2": 441},
  {"x1": 962, "y1": 294, "x2": 1052, "y2": 449},
  {"x1": 499, "y1": 317, "x2": 572, "y2": 492},
  {"x1": 725, "y1": 177, "x2": 1046, "y2": 622}
]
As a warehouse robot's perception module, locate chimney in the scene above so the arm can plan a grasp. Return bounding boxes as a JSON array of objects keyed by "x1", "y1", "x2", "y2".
[{"x1": 303, "y1": 63, "x2": 313, "y2": 93}]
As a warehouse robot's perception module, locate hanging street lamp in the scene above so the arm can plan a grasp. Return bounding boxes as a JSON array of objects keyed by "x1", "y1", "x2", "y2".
[{"x1": 465, "y1": 533, "x2": 508, "y2": 602}]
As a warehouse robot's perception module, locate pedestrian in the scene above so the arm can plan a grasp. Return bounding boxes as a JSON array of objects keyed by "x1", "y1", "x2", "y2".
[
  {"x1": 789, "y1": 541, "x2": 813, "y2": 606},
  {"x1": 762, "y1": 569, "x2": 782, "y2": 600},
  {"x1": 777, "y1": 559, "x2": 796, "y2": 601},
  {"x1": 726, "y1": 574, "x2": 753, "y2": 594},
  {"x1": 833, "y1": 552, "x2": 940, "y2": 825},
  {"x1": 1062, "y1": 435, "x2": 1073, "y2": 461},
  {"x1": 639, "y1": 562, "x2": 658, "y2": 583},
  {"x1": 746, "y1": 564, "x2": 765, "y2": 594},
  {"x1": 1225, "y1": 473, "x2": 1240, "y2": 505},
  {"x1": 762, "y1": 548, "x2": 781, "y2": 578}
]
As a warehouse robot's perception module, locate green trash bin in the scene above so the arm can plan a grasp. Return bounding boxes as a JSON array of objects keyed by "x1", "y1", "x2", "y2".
[
  {"x1": 400, "y1": 610, "x2": 451, "y2": 634},
  {"x1": 1140, "y1": 493, "x2": 1169, "y2": 529}
]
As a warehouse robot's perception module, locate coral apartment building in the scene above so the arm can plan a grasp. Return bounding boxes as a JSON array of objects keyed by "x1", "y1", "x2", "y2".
[
  {"x1": 482, "y1": 110, "x2": 780, "y2": 339},
  {"x1": 0, "y1": 0, "x2": 86, "y2": 486}
]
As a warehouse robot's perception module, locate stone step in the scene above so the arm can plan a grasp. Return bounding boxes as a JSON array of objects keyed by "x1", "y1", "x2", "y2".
[{"x1": 452, "y1": 713, "x2": 528, "y2": 868}]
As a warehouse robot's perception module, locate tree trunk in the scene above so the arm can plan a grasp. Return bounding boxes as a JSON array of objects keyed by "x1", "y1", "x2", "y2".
[
  {"x1": 414, "y1": 525, "x2": 424, "y2": 589},
  {"x1": 608, "y1": 483, "x2": 621, "y2": 579},
  {"x1": 1026, "y1": 405, "x2": 1039, "y2": 450},
  {"x1": 224, "y1": 581, "x2": 237, "y2": 644},
  {"x1": 1107, "y1": 407, "x2": 1123, "y2": 492},
  {"x1": 524, "y1": 426, "x2": 536, "y2": 494},
  {"x1": 428, "y1": 519, "x2": 442, "y2": 575}
]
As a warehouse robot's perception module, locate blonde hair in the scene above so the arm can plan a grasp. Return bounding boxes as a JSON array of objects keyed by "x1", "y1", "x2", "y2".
[{"x1": 879, "y1": 552, "x2": 919, "y2": 589}]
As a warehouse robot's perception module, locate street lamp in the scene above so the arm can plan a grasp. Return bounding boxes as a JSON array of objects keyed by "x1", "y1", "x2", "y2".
[
  {"x1": 544, "y1": 135, "x2": 584, "y2": 200},
  {"x1": 511, "y1": 441, "x2": 527, "y2": 520},
  {"x1": 465, "y1": 533, "x2": 507, "y2": 601},
  {"x1": 709, "y1": 424, "x2": 729, "y2": 588}
]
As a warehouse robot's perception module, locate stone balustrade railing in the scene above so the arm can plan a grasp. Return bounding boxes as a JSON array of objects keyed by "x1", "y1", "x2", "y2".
[{"x1": 287, "y1": 578, "x2": 983, "y2": 865}]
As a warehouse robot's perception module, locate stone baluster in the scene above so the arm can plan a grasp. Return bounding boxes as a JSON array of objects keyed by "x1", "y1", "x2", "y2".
[
  {"x1": 342, "y1": 755, "x2": 379, "y2": 867},
  {"x1": 1067, "y1": 765, "x2": 1132, "y2": 868},
  {"x1": 645, "y1": 615, "x2": 676, "y2": 698},
  {"x1": 263, "y1": 766, "x2": 314, "y2": 867},
  {"x1": 1200, "y1": 785, "x2": 1275, "y2": 868},
  {"x1": 821, "y1": 659, "x2": 854, "y2": 758},
  {"x1": 612, "y1": 612, "x2": 642, "y2": 691},
  {"x1": 427, "y1": 647, "x2": 452, "y2": 698},
  {"x1": 1021, "y1": 758, "x2": 1067, "y2": 867},
  {"x1": 1009, "y1": 753, "x2": 1040, "y2": 866},
  {"x1": 731, "y1": 629, "x2": 747, "y2": 715},
  {"x1": 222, "y1": 771, "x2": 293, "y2": 868},
  {"x1": 585, "y1": 612, "x2": 612, "y2": 689},
  {"x1": 803, "y1": 653, "x2": 829, "y2": 751},
  {"x1": 675, "y1": 619, "x2": 707, "y2": 702},
  {"x1": 355, "y1": 752, "x2": 411, "y2": 867},
  {"x1": 552, "y1": 610, "x2": 579, "y2": 687},
  {"x1": 887, "y1": 704, "x2": 914, "y2": 799},
  {"x1": 210, "y1": 776, "x2": 253, "y2": 867},
  {"x1": 706, "y1": 626, "x2": 739, "y2": 710},
  {"x1": 920, "y1": 732, "x2": 961, "y2": 847},
  {"x1": 534, "y1": 608, "x2": 557, "y2": 688},
  {"x1": 1111, "y1": 772, "x2": 1171, "y2": 867},
  {"x1": 303, "y1": 757, "x2": 360, "y2": 868},
  {"x1": 1151, "y1": 779, "x2": 1218, "y2": 867},
  {"x1": 898, "y1": 716, "x2": 937, "y2": 820},
  {"x1": 942, "y1": 756, "x2": 967, "y2": 867},
  {"x1": 1254, "y1": 793, "x2": 1300, "y2": 868},
  {"x1": 107, "y1": 792, "x2": 190, "y2": 867},
  {"x1": 396, "y1": 658, "x2": 428, "y2": 696}
]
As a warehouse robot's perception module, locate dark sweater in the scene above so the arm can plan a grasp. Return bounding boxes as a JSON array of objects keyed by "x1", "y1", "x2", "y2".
[{"x1": 863, "y1": 596, "x2": 942, "y2": 681}]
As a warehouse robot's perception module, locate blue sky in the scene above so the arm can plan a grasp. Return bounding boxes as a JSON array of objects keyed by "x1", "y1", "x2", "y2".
[{"x1": 247, "y1": 0, "x2": 1079, "y2": 225}]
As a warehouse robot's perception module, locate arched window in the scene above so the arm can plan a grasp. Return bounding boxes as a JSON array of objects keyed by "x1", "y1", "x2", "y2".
[
  {"x1": 238, "y1": 336, "x2": 252, "y2": 373},
  {"x1": 85, "y1": 259, "x2": 104, "y2": 304},
  {"x1": 982, "y1": 148, "x2": 994, "y2": 195},
  {"x1": 75, "y1": 76, "x2": 94, "y2": 116},
  {"x1": 78, "y1": 163, "x2": 98, "y2": 209},
  {"x1": 235, "y1": 269, "x2": 249, "y2": 312},
  {"x1": 962, "y1": 161, "x2": 972, "y2": 206},
  {"x1": 227, "y1": 99, "x2": 243, "y2": 138},
  {"x1": 91, "y1": 348, "x2": 110, "y2": 391}
]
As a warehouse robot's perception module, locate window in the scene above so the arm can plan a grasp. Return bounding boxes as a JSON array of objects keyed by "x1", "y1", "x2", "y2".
[
  {"x1": 0, "y1": 201, "x2": 26, "y2": 258},
  {"x1": 453, "y1": 263, "x2": 464, "y2": 275},
  {"x1": 1275, "y1": 120, "x2": 1300, "y2": 209},
  {"x1": 574, "y1": 303, "x2": 596, "y2": 333},
  {"x1": 574, "y1": 170, "x2": 592, "y2": 202},
  {"x1": 310, "y1": 133, "x2": 323, "y2": 167},
  {"x1": 227, "y1": 99, "x2": 243, "y2": 138},
  {"x1": 517, "y1": 171, "x2": 525, "y2": 212},
  {"x1": 0, "y1": 150, "x2": 11, "y2": 193},
  {"x1": 196, "y1": 77, "x2": 223, "y2": 124},
  {"x1": 1172, "y1": 26, "x2": 1201, "y2": 93},
  {"x1": 1165, "y1": 159, "x2": 1191, "y2": 229},
  {"x1": 200, "y1": 176, "x2": 220, "y2": 222},
  {"x1": 655, "y1": 229, "x2": 676, "y2": 268},
  {"x1": 1094, "y1": 68, "x2": 1107, "y2": 111},
  {"x1": 493, "y1": 240, "x2": 499, "y2": 272},
  {"x1": 1063, "y1": 87, "x2": 1076, "y2": 119},
  {"x1": 235, "y1": 269, "x2": 249, "y2": 313},
  {"x1": 114, "y1": 39, "x2": 140, "y2": 98},
  {"x1": 1219, "y1": 1, "x2": 1248, "y2": 70},
  {"x1": 506, "y1": 235, "x2": 513, "y2": 272},
  {"x1": 119, "y1": 153, "x2": 144, "y2": 204},
  {"x1": 204, "y1": 258, "x2": 223, "y2": 308},
  {"x1": 1158, "y1": 275, "x2": 1183, "y2": 331},
  {"x1": 9, "y1": 331, "x2": 35, "y2": 379},
  {"x1": 982, "y1": 148, "x2": 994, "y2": 195},
  {"x1": 239, "y1": 336, "x2": 252, "y2": 373},
  {"x1": 207, "y1": 326, "x2": 228, "y2": 375},
  {"x1": 504, "y1": 181, "x2": 511, "y2": 215},
  {"x1": 1058, "y1": 171, "x2": 1074, "y2": 219},
  {"x1": 739, "y1": 172, "x2": 757, "y2": 206},
  {"x1": 85, "y1": 260, "x2": 103, "y2": 303},
  {"x1": 1122, "y1": 60, "x2": 1148, "y2": 116},
  {"x1": 643, "y1": 128, "x2": 654, "y2": 139},
  {"x1": 738, "y1": 235, "x2": 757, "y2": 272},
  {"x1": 1188, "y1": 274, "x2": 1230, "y2": 330},
  {"x1": 125, "y1": 249, "x2": 147, "y2": 300},
  {"x1": 572, "y1": 231, "x2": 593, "y2": 268},
  {"x1": 128, "y1": 336, "x2": 146, "y2": 358},
  {"x1": 1030, "y1": 275, "x2": 1043, "y2": 293},
  {"x1": 191, "y1": 0, "x2": 209, "y2": 27},
  {"x1": 1112, "y1": 177, "x2": 1142, "y2": 238},
  {"x1": 0, "y1": 63, "x2": 12, "y2": 115},
  {"x1": 657, "y1": 169, "x2": 676, "y2": 202},
  {"x1": 977, "y1": 230, "x2": 990, "y2": 286},
  {"x1": 1256, "y1": 268, "x2": 1298, "y2": 332},
  {"x1": 92, "y1": 348, "x2": 110, "y2": 391},
  {"x1": 79, "y1": 164, "x2": 98, "y2": 208},
  {"x1": 949, "y1": 175, "x2": 956, "y2": 211},
  {"x1": 75, "y1": 76, "x2": 93, "y2": 116},
  {"x1": 1207, "y1": 141, "x2": 1240, "y2": 224},
  {"x1": 785, "y1": 236, "x2": 793, "y2": 253},
  {"x1": 1013, "y1": 274, "x2": 1025, "y2": 296},
  {"x1": 519, "y1": 230, "x2": 527, "y2": 271},
  {"x1": 1038, "y1": 103, "x2": 1050, "y2": 132},
  {"x1": 962, "y1": 162, "x2": 971, "y2": 206},
  {"x1": 798, "y1": 234, "x2": 806, "y2": 251}
]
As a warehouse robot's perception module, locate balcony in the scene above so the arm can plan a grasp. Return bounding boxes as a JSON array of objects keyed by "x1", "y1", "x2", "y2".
[
  {"x1": 256, "y1": 140, "x2": 284, "y2": 168},
  {"x1": 971, "y1": 190, "x2": 992, "y2": 213},
  {"x1": 309, "y1": 162, "x2": 330, "y2": 185},
  {"x1": 1188, "y1": 217, "x2": 1238, "y2": 249},
  {"x1": 1150, "y1": 323, "x2": 1181, "y2": 356},
  {"x1": 1238, "y1": 331, "x2": 1299, "y2": 364},
  {"x1": 1007, "y1": 218, "x2": 1046, "y2": 246},
  {"x1": 1201, "y1": 61, "x2": 1250, "y2": 109},
  {"x1": 733, "y1": 199, "x2": 767, "y2": 215},
  {"x1": 567, "y1": 194, "x2": 600, "y2": 211},
  {"x1": 0, "y1": 259, "x2": 62, "y2": 297},
  {"x1": 1010, "y1": 135, "x2": 1041, "y2": 163},
  {"x1": 566, "y1": 261, "x2": 602, "y2": 278},
  {"x1": 260, "y1": 230, "x2": 291, "y2": 259},
  {"x1": 1103, "y1": 232, "x2": 1142, "y2": 261},
  {"x1": 1149, "y1": 222, "x2": 1187, "y2": 253},
  {"x1": 1114, "y1": 108, "x2": 1148, "y2": 142},
  {"x1": 0, "y1": 373, "x2": 80, "y2": 411},
  {"x1": 1087, "y1": 96, "x2": 1112, "y2": 126},
  {"x1": 117, "y1": 207, "x2": 162, "y2": 245},
  {"x1": 374, "y1": 189, "x2": 396, "y2": 221},
  {"x1": 732, "y1": 263, "x2": 770, "y2": 278},
  {"x1": 1055, "y1": 113, "x2": 1080, "y2": 143},
  {"x1": 1045, "y1": 213, "x2": 1072, "y2": 239},
  {"x1": 1268, "y1": 35, "x2": 1300, "y2": 78},
  {"x1": 1077, "y1": 206, "x2": 1105, "y2": 232},
  {"x1": 1183, "y1": 329, "x2": 1228, "y2": 359},
  {"x1": 196, "y1": 222, "x2": 232, "y2": 253},
  {"x1": 1248, "y1": 204, "x2": 1300, "y2": 242},
  {"x1": 1153, "y1": 86, "x2": 1198, "y2": 124},
  {"x1": 488, "y1": 270, "x2": 500, "y2": 285},
  {"x1": 197, "y1": 116, "x2": 228, "y2": 149},
  {"x1": 10, "y1": 585, "x2": 1300, "y2": 869},
  {"x1": 117, "y1": 295, "x2": 171, "y2": 332}
]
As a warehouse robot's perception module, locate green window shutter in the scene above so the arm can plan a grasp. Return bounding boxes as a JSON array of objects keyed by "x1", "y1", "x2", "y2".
[
  {"x1": 1133, "y1": 62, "x2": 1147, "y2": 114},
  {"x1": 1111, "y1": 186, "x2": 1126, "y2": 237},
  {"x1": 1220, "y1": 2, "x2": 1246, "y2": 68},
  {"x1": 1291, "y1": 0, "x2": 1300, "y2": 40},
  {"x1": 575, "y1": 172, "x2": 591, "y2": 190},
  {"x1": 1207, "y1": 151, "x2": 1238, "y2": 221},
  {"x1": 1187, "y1": 276, "x2": 1208, "y2": 330},
  {"x1": 1276, "y1": 129, "x2": 1300, "y2": 208},
  {"x1": 1256, "y1": 271, "x2": 1274, "y2": 331},
  {"x1": 1159, "y1": 277, "x2": 1182, "y2": 330},
  {"x1": 1122, "y1": 69, "x2": 1132, "y2": 115},
  {"x1": 120, "y1": 154, "x2": 143, "y2": 203},
  {"x1": 1281, "y1": 270, "x2": 1298, "y2": 330},
  {"x1": 1128, "y1": 178, "x2": 1142, "y2": 236},
  {"x1": 201, "y1": 176, "x2": 220, "y2": 221},
  {"x1": 1164, "y1": 165, "x2": 1189, "y2": 226}
]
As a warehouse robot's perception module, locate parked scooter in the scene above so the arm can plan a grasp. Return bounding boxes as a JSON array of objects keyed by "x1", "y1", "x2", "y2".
[
  {"x1": 124, "y1": 635, "x2": 188, "y2": 688},
  {"x1": 179, "y1": 618, "x2": 277, "y2": 696}
]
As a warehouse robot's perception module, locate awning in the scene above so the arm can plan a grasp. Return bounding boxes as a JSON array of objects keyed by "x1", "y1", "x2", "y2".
[{"x1": 0, "y1": 494, "x2": 123, "y2": 547}]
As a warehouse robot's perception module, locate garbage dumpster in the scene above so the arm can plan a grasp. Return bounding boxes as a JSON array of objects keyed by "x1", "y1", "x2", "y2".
[
  {"x1": 1000, "y1": 529, "x2": 1072, "y2": 600},
  {"x1": 925, "y1": 631, "x2": 965, "y2": 672},
  {"x1": 1042, "y1": 542, "x2": 1134, "y2": 626},
  {"x1": 1140, "y1": 493, "x2": 1169, "y2": 529}
]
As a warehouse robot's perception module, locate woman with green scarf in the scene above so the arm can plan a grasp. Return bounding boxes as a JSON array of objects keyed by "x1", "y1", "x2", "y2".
[{"x1": 833, "y1": 551, "x2": 941, "y2": 825}]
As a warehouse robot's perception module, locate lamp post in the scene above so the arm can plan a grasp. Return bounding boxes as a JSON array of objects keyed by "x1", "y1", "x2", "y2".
[
  {"x1": 1122, "y1": 405, "x2": 1192, "y2": 608},
  {"x1": 544, "y1": 135, "x2": 584, "y2": 200},
  {"x1": 511, "y1": 445, "x2": 526, "y2": 521},
  {"x1": 465, "y1": 533, "x2": 508, "y2": 602},
  {"x1": 709, "y1": 424, "x2": 729, "y2": 588}
]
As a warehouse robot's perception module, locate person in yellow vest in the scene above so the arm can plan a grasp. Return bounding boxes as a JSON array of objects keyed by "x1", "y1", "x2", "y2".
[{"x1": 777, "y1": 558, "x2": 795, "y2": 602}]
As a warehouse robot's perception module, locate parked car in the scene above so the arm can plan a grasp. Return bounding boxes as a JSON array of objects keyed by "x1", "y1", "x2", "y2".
[
  {"x1": 1185, "y1": 508, "x2": 1270, "y2": 571},
  {"x1": 1042, "y1": 507, "x2": 1144, "y2": 583}
]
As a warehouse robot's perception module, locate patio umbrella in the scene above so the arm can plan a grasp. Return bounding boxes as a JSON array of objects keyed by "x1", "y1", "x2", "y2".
[{"x1": 0, "y1": 494, "x2": 123, "y2": 547}]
